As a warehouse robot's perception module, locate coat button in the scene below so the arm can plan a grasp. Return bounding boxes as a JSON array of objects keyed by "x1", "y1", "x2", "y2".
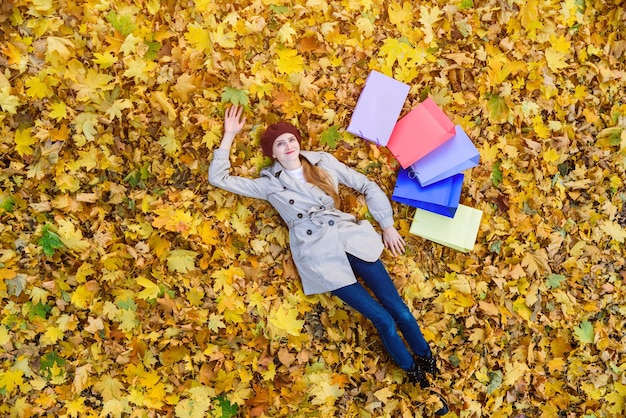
[
  {"x1": 306, "y1": 230, "x2": 312, "y2": 235},
  {"x1": 297, "y1": 213, "x2": 303, "y2": 218},
  {"x1": 289, "y1": 199, "x2": 295, "y2": 204},
  {"x1": 329, "y1": 220, "x2": 335, "y2": 226}
]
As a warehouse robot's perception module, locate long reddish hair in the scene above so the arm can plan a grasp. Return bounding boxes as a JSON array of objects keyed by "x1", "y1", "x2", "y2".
[{"x1": 301, "y1": 158, "x2": 341, "y2": 209}]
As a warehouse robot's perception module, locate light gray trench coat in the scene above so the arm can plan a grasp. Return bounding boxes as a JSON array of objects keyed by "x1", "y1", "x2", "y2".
[{"x1": 208, "y1": 149, "x2": 395, "y2": 295}]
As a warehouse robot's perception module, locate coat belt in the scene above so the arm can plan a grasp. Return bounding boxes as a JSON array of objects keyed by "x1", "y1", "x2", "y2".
[{"x1": 287, "y1": 206, "x2": 339, "y2": 228}]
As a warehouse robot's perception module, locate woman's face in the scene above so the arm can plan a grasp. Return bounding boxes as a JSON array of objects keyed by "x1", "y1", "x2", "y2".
[{"x1": 272, "y1": 133, "x2": 301, "y2": 168}]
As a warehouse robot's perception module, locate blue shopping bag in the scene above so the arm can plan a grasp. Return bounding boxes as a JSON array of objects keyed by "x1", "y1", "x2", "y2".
[
  {"x1": 409, "y1": 125, "x2": 479, "y2": 186},
  {"x1": 392, "y1": 168, "x2": 464, "y2": 218}
]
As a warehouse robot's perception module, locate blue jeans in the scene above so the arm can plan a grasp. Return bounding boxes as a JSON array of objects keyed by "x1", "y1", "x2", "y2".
[{"x1": 332, "y1": 254, "x2": 431, "y2": 370}]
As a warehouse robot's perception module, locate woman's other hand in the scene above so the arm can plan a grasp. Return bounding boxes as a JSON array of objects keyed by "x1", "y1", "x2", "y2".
[{"x1": 382, "y1": 226, "x2": 405, "y2": 257}]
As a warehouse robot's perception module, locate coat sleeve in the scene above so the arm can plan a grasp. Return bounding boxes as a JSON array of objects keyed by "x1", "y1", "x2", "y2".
[
  {"x1": 208, "y1": 149, "x2": 272, "y2": 200},
  {"x1": 322, "y1": 153, "x2": 395, "y2": 230}
]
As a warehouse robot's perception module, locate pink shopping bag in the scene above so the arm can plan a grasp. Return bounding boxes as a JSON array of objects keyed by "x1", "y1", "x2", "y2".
[{"x1": 387, "y1": 97, "x2": 455, "y2": 168}]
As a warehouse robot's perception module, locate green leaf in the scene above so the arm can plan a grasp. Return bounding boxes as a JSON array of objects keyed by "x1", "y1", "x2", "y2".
[
  {"x1": 144, "y1": 40, "x2": 161, "y2": 60},
  {"x1": 448, "y1": 353, "x2": 461, "y2": 367},
  {"x1": 573, "y1": 320, "x2": 595, "y2": 344},
  {"x1": 459, "y1": 0, "x2": 474, "y2": 9},
  {"x1": 489, "y1": 240, "x2": 501, "y2": 254},
  {"x1": 215, "y1": 395, "x2": 238, "y2": 418},
  {"x1": 486, "y1": 93, "x2": 509, "y2": 122},
  {"x1": 38, "y1": 224, "x2": 64, "y2": 256},
  {"x1": 0, "y1": 195, "x2": 16, "y2": 213},
  {"x1": 486, "y1": 370, "x2": 502, "y2": 394},
  {"x1": 546, "y1": 273, "x2": 566, "y2": 289},
  {"x1": 269, "y1": 4, "x2": 290, "y2": 14},
  {"x1": 29, "y1": 302, "x2": 52, "y2": 320},
  {"x1": 221, "y1": 87, "x2": 250, "y2": 107},
  {"x1": 320, "y1": 126, "x2": 341, "y2": 149},
  {"x1": 106, "y1": 11, "x2": 136, "y2": 37},
  {"x1": 491, "y1": 161, "x2": 502, "y2": 187},
  {"x1": 40, "y1": 351, "x2": 66, "y2": 377}
]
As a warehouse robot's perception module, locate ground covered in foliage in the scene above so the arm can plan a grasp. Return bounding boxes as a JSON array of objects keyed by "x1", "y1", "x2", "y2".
[{"x1": 1, "y1": 0, "x2": 625, "y2": 416}]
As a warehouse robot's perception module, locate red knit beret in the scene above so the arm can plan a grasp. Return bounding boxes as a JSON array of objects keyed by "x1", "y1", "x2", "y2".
[{"x1": 260, "y1": 122, "x2": 302, "y2": 157}]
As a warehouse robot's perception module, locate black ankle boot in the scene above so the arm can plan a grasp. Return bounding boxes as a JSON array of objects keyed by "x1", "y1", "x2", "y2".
[
  {"x1": 406, "y1": 362, "x2": 429, "y2": 389},
  {"x1": 406, "y1": 362, "x2": 450, "y2": 416},
  {"x1": 414, "y1": 354, "x2": 440, "y2": 376}
]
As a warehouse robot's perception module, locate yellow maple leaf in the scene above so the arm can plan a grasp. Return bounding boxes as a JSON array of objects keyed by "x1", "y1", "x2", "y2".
[
  {"x1": 57, "y1": 219, "x2": 90, "y2": 253},
  {"x1": 101, "y1": 399, "x2": 130, "y2": 417},
  {"x1": 277, "y1": 22, "x2": 297, "y2": 45},
  {"x1": 388, "y1": 1, "x2": 412, "y2": 27},
  {"x1": 560, "y1": 0, "x2": 580, "y2": 27},
  {"x1": 167, "y1": 249, "x2": 198, "y2": 273},
  {"x1": 542, "y1": 147, "x2": 561, "y2": 163},
  {"x1": 55, "y1": 172, "x2": 81, "y2": 193},
  {"x1": 71, "y1": 284, "x2": 95, "y2": 309},
  {"x1": 520, "y1": 0, "x2": 544, "y2": 40},
  {"x1": 158, "y1": 126, "x2": 181, "y2": 156},
  {"x1": 0, "y1": 86, "x2": 20, "y2": 114},
  {"x1": 545, "y1": 47, "x2": 568, "y2": 72},
  {"x1": 117, "y1": 309, "x2": 139, "y2": 332},
  {"x1": 0, "y1": 325, "x2": 11, "y2": 345},
  {"x1": 2, "y1": 41, "x2": 27, "y2": 71},
  {"x1": 94, "y1": 375, "x2": 124, "y2": 401},
  {"x1": 599, "y1": 220, "x2": 626, "y2": 243},
  {"x1": 123, "y1": 56, "x2": 156, "y2": 83},
  {"x1": 45, "y1": 36, "x2": 74, "y2": 66},
  {"x1": 14, "y1": 127, "x2": 36, "y2": 156},
  {"x1": 93, "y1": 51, "x2": 117, "y2": 68},
  {"x1": 185, "y1": 23, "x2": 212, "y2": 52},
  {"x1": 503, "y1": 361, "x2": 530, "y2": 387},
  {"x1": 532, "y1": 115, "x2": 551, "y2": 139},
  {"x1": 71, "y1": 69, "x2": 115, "y2": 101},
  {"x1": 25, "y1": 74, "x2": 55, "y2": 99},
  {"x1": 269, "y1": 305, "x2": 304, "y2": 337},
  {"x1": 40, "y1": 326, "x2": 64, "y2": 345},
  {"x1": 73, "y1": 112, "x2": 99, "y2": 144},
  {"x1": 48, "y1": 100, "x2": 68, "y2": 121},
  {"x1": 137, "y1": 276, "x2": 161, "y2": 300},
  {"x1": 276, "y1": 48, "x2": 304, "y2": 74},
  {"x1": 0, "y1": 369, "x2": 24, "y2": 395},
  {"x1": 355, "y1": 16, "x2": 374, "y2": 38},
  {"x1": 152, "y1": 207, "x2": 193, "y2": 233},
  {"x1": 173, "y1": 73, "x2": 197, "y2": 102},
  {"x1": 550, "y1": 35, "x2": 571, "y2": 53},
  {"x1": 216, "y1": 292, "x2": 246, "y2": 323},
  {"x1": 212, "y1": 18, "x2": 237, "y2": 48},
  {"x1": 199, "y1": 222, "x2": 219, "y2": 246},
  {"x1": 106, "y1": 99, "x2": 133, "y2": 120},
  {"x1": 310, "y1": 380, "x2": 345, "y2": 406},
  {"x1": 418, "y1": 5, "x2": 442, "y2": 44}
]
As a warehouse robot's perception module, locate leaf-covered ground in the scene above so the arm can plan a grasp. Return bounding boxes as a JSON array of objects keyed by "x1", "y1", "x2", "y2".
[{"x1": 1, "y1": 0, "x2": 625, "y2": 416}]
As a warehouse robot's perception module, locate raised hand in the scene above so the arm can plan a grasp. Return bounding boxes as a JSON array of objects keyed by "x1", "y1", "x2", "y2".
[
  {"x1": 218, "y1": 105, "x2": 246, "y2": 151},
  {"x1": 224, "y1": 105, "x2": 246, "y2": 136}
]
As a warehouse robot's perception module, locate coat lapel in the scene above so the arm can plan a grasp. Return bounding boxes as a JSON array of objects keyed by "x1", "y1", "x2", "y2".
[{"x1": 267, "y1": 157, "x2": 324, "y2": 201}]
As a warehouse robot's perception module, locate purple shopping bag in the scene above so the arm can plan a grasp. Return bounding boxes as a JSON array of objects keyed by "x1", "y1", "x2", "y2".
[
  {"x1": 409, "y1": 125, "x2": 480, "y2": 186},
  {"x1": 347, "y1": 70, "x2": 410, "y2": 146},
  {"x1": 392, "y1": 168, "x2": 464, "y2": 218}
]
